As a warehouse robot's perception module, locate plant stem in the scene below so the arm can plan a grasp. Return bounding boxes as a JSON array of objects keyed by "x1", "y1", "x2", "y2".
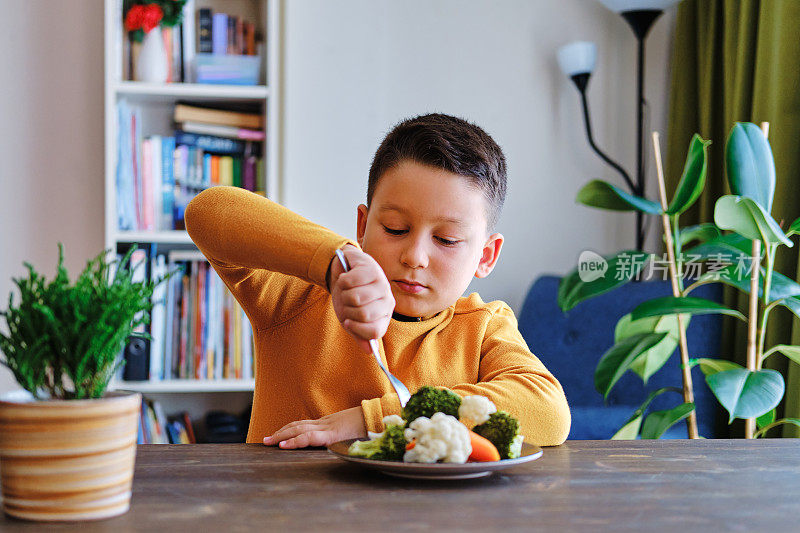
[
  {"x1": 745, "y1": 240, "x2": 761, "y2": 439},
  {"x1": 652, "y1": 131, "x2": 699, "y2": 439}
]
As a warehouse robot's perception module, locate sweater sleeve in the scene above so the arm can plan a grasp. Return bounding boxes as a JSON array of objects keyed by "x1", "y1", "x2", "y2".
[
  {"x1": 184, "y1": 186, "x2": 356, "y2": 327},
  {"x1": 450, "y1": 305, "x2": 571, "y2": 446}
]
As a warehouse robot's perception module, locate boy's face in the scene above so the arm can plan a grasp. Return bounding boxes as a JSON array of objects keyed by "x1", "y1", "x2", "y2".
[{"x1": 357, "y1": 160, "x2": 503, "y2": 318}]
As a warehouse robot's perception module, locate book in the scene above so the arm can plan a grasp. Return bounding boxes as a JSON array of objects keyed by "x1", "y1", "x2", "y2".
[
  {"x1": 232, "y1": 157, "x2": 242, "y2": 188},
  {"x1": 182, "y1": 412, "x2": 197, "y2": 443},
  {"x1": 174, "y1": 103, "x2": 263, "y2": 129},
  {"x1": 219, "y1": 156, "x2": 234, "y2": 186},
  {"x1": 179, "y1": 121, "x2": 265, "y2": 141},
  {"x1": 212, "y1": 13, "x2": 228, "y2": 55},
  {"x1": 181, "y1": 0, "x2": 196, "y2": 82},
  {"x1": 149, "y1": 254, "x2": 167, "y2": 381},
  {"x1": 175, "y1": 130, "x2": 247, "y2": 155},
  {"x1": 161, "y1": 136, "x2": 175, "y2": 230},
  {"x1": 116, "y1": 100, "x2": 137, "y2": 231},
  {"x1": 244, "y1": 22, "x2": 256, "y2": 55},
  {"x1": 198, "y1": 7, "x2": 212, "y2": 54},
  {"x1": 150, "y1": 135, "x2": 163, "y2": 231}
]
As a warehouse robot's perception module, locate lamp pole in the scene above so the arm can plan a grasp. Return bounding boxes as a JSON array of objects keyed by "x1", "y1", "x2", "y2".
[{"x1": 621, "y1": 9, "x2": 663, "y2": 251}]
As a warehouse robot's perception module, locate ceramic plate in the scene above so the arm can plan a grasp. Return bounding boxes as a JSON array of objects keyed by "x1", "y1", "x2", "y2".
[{"x1": 327, "y1": 439, "x2": 543, "y2": 480}]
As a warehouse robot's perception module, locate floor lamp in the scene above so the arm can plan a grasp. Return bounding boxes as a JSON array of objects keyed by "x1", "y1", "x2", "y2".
[{"x1": 558, "y1": 0, "x2": 681, "y2": 251}]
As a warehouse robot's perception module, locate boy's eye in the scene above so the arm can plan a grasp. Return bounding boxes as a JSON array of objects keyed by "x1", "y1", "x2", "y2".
[
  {"x1": 383, "y1": 226, "x2": 407, "y2": 236},
  {"x1": 435, "y1": 236, "x2": 460, "y2": 246}
]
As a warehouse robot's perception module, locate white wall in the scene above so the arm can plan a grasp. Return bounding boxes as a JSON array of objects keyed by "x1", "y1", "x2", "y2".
[
  {"x1": 0, "y1": 0, "x2": 675, "y2": 395},
  {"x1": 282, "y1": 0, "x2": 675, "y2": 312},
  {"x1": 0, "y1": 1, "x2": 105, "y2": 394}
]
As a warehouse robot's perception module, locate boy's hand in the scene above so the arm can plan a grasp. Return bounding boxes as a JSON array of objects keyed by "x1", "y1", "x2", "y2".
[
  {"x1": 262, "y1": 406, "x2": 367, "y2": 448},
  {"x1": 328, "y1": 245, "x2": 395, "y2": 353}
]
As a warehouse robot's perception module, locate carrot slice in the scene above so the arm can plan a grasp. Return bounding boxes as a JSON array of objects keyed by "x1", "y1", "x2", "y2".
[
  {"x1": 406, "y1": 439, "x2": 416, "y2": 450},
  {"x1": 468, "y1": 430, "x2": 500, "y2": 462}
]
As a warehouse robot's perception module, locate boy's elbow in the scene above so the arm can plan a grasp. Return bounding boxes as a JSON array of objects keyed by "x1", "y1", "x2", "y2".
[{"x1": 184, "y1": 187, "x2": 222, "y2": 243}]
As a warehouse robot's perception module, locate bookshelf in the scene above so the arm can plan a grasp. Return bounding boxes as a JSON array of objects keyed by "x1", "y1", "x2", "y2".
[{"x1": 103, "y1": 0, "x2": 282, "y2": 403}]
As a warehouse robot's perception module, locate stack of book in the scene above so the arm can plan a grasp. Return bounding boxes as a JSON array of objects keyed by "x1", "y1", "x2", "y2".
[
  {"x1": 138, "y1": 398, "x2": 197, "y2": 444},
  {"x1": 115, "y1": 100, "x2": 265, "y2": 232},
  {"x1": 144, "y1": 250, "x2": 255, "y2": 382}
]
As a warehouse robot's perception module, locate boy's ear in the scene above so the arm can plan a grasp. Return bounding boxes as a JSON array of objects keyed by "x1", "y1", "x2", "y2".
[
  {"x1": 356, "y1": 204, "x2": 369, "y2": 246},
  {"x1": 474, "y1": 233, "x2": 504, "y2": 279}
]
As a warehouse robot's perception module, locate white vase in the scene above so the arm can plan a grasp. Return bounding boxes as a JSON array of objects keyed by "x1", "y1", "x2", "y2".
[{"x1": 135, "y1": 27, "x2": 168, "y2": 83}]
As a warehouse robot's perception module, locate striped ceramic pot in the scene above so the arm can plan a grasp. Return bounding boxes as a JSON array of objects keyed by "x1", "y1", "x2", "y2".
[{"x1": 0, "y1": 390, "x2": 141, "y2": 521}]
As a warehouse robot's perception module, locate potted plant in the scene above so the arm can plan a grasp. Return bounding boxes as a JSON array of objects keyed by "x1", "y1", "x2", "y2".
[
  {"x1": 559, "y1": 122, "x2": 800, "y2": 439},
  {"x1": 0, "y1": 245, "x2": 162, "y2": 521},
  {"x1": 124, "y1": 0, "x2": 187, "y2": 83}
]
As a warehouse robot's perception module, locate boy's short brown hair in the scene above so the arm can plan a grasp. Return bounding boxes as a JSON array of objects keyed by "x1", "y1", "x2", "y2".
[{"x1": 367, "y1": 113, "x2": 507, "y2": 229}]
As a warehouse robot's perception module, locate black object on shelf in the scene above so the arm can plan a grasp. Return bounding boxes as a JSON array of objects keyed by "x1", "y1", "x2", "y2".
[
  {"x1": 205, "y1": 410, "x2": 248, "y2": 443},
  {"x1": 122, "y1": 337, "x2": 150, "y2": 381}
]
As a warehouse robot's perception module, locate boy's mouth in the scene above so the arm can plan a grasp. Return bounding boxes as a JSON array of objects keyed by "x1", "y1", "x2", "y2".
[{"x1": 394, "y1": 279, "x2": 427, "y2": 295}]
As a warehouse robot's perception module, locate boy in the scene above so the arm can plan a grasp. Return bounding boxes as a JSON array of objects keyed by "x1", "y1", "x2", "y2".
[{"x1": 185, "y1": 113, "x2": 570, "y2": 448}]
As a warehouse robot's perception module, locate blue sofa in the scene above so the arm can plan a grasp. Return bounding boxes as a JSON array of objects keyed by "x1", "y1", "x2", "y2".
[{"x1": 518, "y1": 275, "x2": 725, "y2": 440}]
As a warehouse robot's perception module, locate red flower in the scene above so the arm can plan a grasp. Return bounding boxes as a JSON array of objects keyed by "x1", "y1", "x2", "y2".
[
  {"x1": 124, "y1": 3, "x2": 164, "y2": 33},
  {"x1": 141, "y1": 4, "x2": 164, "y2": 33}
]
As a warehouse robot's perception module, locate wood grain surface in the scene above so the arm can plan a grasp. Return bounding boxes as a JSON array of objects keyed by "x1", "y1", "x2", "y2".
[{"x1": 1, "y1": 439, "x2": 797, "y2": 531}]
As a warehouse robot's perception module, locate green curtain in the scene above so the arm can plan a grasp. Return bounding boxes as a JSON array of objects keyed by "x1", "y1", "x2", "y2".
[{"x1": 665, "y1": 0, "x2": 800, "y2": 436}]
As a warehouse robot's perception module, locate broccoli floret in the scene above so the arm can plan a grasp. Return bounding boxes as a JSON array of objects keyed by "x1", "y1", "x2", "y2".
[
  {"x1": 472, "y1": 411, "x2": 522, "y2": 459},
  {"x1": 347, "y1": 424, "x2": 407, "y2": 461},
  {"x1": 401, "y1": 386, "x2": 462, "y2": 425}
]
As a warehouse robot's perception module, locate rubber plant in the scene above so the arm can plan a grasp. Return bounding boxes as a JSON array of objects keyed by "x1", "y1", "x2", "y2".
[{"x1": 558, "y1": 122, "x2": 800, "y2": 439}]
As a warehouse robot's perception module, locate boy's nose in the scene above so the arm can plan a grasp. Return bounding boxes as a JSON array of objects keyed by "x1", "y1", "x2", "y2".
[{"x1": 400, "y1": 238, "x2": 429, "y2": 269}]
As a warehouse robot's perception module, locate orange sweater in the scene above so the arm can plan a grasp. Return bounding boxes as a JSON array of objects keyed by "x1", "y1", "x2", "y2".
[{"x1": 185, "y1": 187, "x2": 571, "y2": 445}]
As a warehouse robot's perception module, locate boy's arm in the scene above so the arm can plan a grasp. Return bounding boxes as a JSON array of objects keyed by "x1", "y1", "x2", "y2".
[
  {"x1": 449, "y1": 306, "x2": 571, "y2": 446},
  {"x1": 184, "y1": 186, "x2": 356, "y2": 324}
]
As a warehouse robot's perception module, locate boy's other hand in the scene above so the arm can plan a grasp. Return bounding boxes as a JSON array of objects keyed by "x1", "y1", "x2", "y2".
[
  {"x1": 329, "y1": 245, "x2": 395, "y2": 353},
  {"x1": 262, "y1": 406, "x2": 367, "y2": 449}
]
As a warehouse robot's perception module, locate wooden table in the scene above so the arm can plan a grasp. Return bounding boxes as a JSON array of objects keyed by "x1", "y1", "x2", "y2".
[{"x1": 1, "y1": 440, "x2": 798, "y2": 531}]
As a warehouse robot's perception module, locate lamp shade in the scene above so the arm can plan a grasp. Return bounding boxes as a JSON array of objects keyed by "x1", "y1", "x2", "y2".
[
  {"x1": 557, "y1": 41, "x2": 597, "y2": 77},
  {"x1": 596, "y1": 0, "x2": 680, "y2": 12}
]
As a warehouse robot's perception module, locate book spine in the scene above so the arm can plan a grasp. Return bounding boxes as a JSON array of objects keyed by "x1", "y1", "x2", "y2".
[
  {"x1": 181, "y1": 0, "x2": 196, "y2": 81},
  {"x1": 175, "y1": 130, "x2": 245, "y2": 154},
  {"x1": 141, "y1": 138, "x2": 154, "y2": 231},
  {"x1": 227, "y1": 16, "x2": 236, "y2": 54},
  {"x1": 198, "y1": 7, "x2": 212, "y2": 54},
  {"x1": 212, "y1": 13, "x2": 228, "y2": 55},
  {"x1": 150, "y1": 135, "x2": 162, "y2": 231},
  {"x1": 232, "y1": 157, "x2": 242, "y2": 188},
  {"x1": 243, "y1": 156, "x2": 256, "y2": 192},
  {"x1": 161, "y1": 136, "x2": 175, "y2": 230},
  {"x1": 180, "y1": 122, "x2": 265, "y2": 142}
]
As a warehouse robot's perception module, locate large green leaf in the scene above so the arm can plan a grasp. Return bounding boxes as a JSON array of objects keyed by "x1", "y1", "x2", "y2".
[
  {"x1": 684, "y1": 232, "x2": 753, "y2": 260},
  {"x1": 641, "y1": 402, "x2": 695, "y2": 439},
  {"x1": 667, "y1": 134, "x2": 711, "y2": 215},
  {"x1": 679, "y1": 224, "x2": 722, "y2": 248},
  {"x1": 690, "y1": 264, "x2": 800, "y2": 304},
  {"x1": 611, "y1": 415, "x2": 643, "y2": 440},
  {"x1": 756, "y1": 408, "x2": 776, "y2": 430},
  {"x1": 631, "y1": 296, "x2": 746, "y2": 322},
  {"x1": 558, "y1": 251, "x2": 651, "y2": 312},
  {"x1": 714, "y1": 195, "x2": 792, "y2": 247},
  {"x1": 762, "y1": 345, "x2": 800, "y2": 366},
  {"x1": 690, "y1": 358, "x2": 744, "y2": 377},
  {"x1": 594, "y1": 332, "x2": 669, "y2": 399},
  {"x1": 787, "y1": 216, "x2": 800, "y2": 237},
  {"x1": 753, "y1": 418, "x2": 800, "y2": 438},
  {"x1": 576, "y1": 180, "x2": 662, "y2": 214},
  {"x1": 615, "y1": 313, "x2": 688, "y2": 384},
  {"x1": 726, "y1": 122, "x2": 775, "y2": 213},
  {"x1": 611, "y1": 387, "x2": 678, "y2": 440},
  {"x1": 706, "y1": 368, "x2": 785, "y2": 423}
]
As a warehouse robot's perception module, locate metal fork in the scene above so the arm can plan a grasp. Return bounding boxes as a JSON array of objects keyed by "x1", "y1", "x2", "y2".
[{"x1": 335, "y1": 249, "x2": 411, "y2": 407}]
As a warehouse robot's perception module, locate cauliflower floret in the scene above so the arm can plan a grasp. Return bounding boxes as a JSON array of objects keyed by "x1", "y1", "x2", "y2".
[
  {"x1": 458, "y1": 395, "x2": 497, "y2": 427},
  {"x1": 403, "y1": 412, "x2": 472, "y2": 463},
  {"x1": 382, "y1": 414, "x2": 405, "y2": 427}
]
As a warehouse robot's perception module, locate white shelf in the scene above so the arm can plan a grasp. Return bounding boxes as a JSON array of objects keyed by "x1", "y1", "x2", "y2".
[
  {"x1": 114, "y1": 230, "x2": 195, "y2": 244},
  {"x1": 112, "y1": 379, "x2": 255, "y2": 393},
  {"x1": 114, "y1": 81, "x2": 270, "y2": 101}
]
